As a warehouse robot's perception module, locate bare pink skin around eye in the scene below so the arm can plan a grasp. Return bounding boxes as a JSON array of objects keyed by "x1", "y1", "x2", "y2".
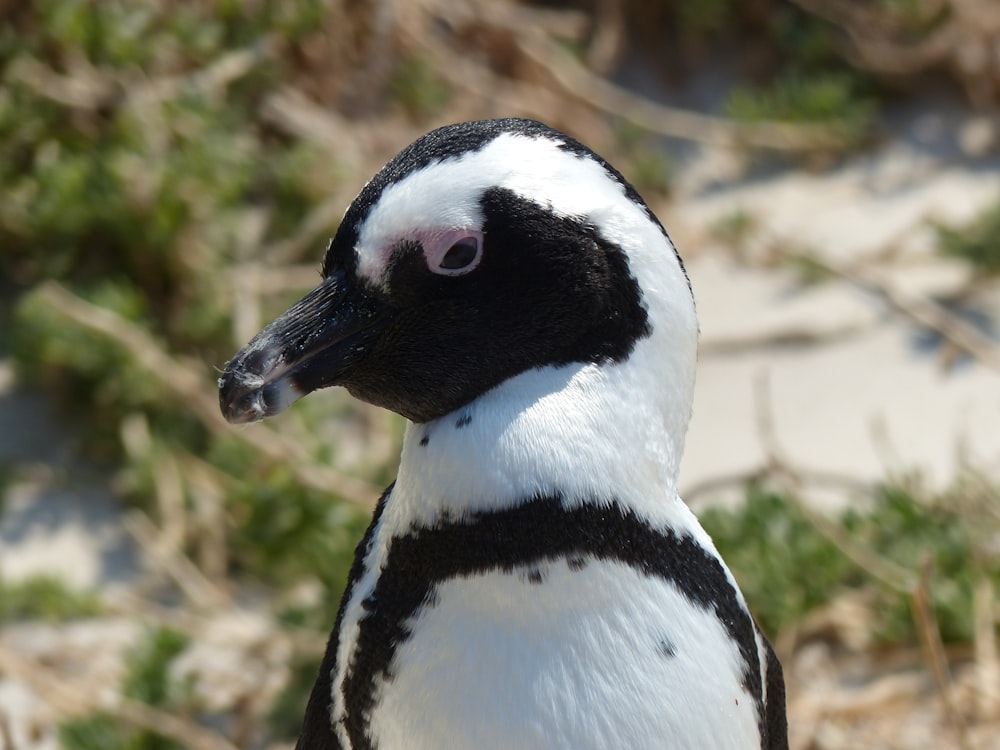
[{"x1": 419, "y1": 228, "x2": 485, "y2": 276}]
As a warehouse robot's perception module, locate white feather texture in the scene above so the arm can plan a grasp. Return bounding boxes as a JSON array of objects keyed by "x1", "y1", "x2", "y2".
[{"x1": 370, "y1": 560, "x2": 761, "y2": 750}]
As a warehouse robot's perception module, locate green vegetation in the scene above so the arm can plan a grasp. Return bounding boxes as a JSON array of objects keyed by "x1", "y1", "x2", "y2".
[
  {"x1": 614, "y1": 121, "x2": 673, "y2": 197},
  {"x1": 390, "y1": 55, "x2": 451, "y2": 122},
  {"x1": 0, "y1": 575, "x2": 103, "y2": 622},
  {"x1": 59, "y1": 627, "x2": 191, "y2": 750},
  {"x1": 2, "y1": 6, "x2": 384, "y2": 737},
  {"x1": 726, "y1": 71, "x2": 877, "y2": 146},
  {"x1": 268, "y1": 653, "x2": 326, "y2": 738},
  {"x1": 935, "y1": 198, "x2": 1000, "y2": 273},
  {"x1": 784, "y1": 250, "x2": 837, "y2": 286},
  {"x1": 628, "y1": 0, "x2": 885, "y2": 148},
  {"x1": 703, "y1": 482, "x2": 998, "y2": 644},
  {"x1": 702, "y1": 489, "x2": 859, "y2": 637},
  {"x1": 3, "y1": 0, "x2": 377, "y2": 597},
  {"x1": 710, "y1": 210, "x2": 758, "y2": 257}
]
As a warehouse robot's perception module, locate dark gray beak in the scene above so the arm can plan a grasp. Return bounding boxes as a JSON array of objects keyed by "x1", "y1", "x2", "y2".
[{"x1": 218, "y1": 270, "x2": 389, "y2": 424}]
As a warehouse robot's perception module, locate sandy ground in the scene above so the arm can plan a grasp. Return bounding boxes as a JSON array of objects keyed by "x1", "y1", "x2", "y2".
[{"x1": 673, "y1": 102, "x2": 1000, "y2": 503}]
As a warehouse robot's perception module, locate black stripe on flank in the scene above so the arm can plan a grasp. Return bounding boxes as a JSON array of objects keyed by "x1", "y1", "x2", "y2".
[
  {"x1": 340, "y1": 496, "x2": 771, "y2": 749},
  {"x1": 764, "y1": 637, "x2": 789, "y2": 750},
  {"x1": 295, "y1": 484, "x2": 393, "y2": 750}
]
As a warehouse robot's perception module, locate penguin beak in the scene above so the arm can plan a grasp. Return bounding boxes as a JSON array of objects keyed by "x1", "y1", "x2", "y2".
[{"x1": 218, "y1": 270, "x2": 390, "y2": 424}]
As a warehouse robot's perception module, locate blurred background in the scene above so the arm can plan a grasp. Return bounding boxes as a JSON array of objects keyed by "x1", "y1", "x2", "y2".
[{"x1": 1, "y1": 1, "x2": 999, "y2": 748}]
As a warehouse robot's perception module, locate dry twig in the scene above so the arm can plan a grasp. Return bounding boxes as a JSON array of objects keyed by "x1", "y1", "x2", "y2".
[
  {"x1": 974, "y1": 573, "x2": 1000, "y2": 718},
  {"x1": 514, "y1": 31, "x2": 850, "y2": 152},
  {"x1": 0, "y1": 710, "x2": 16, "y2": 750},
  {"x1": 124, "y1": 510, "x2": 230, "y2": 610},
  {"x1": 790, "y1": 254, "x2": 1000, "y2": 375},
  {"x1": 9, "y1": 39, "x2": 276, "y2": 112},
  {"x1": 789, "y1": 0, "x2": 959, "y2": 75},
  {"x1": 0, "y1": 644, "x2": 240, "y2": 750},
  {"x1": 411, "y1": 0, "x2": 850, "y2": 152},
  {"x1": 912, "y1": 554, "x2": 972, "y2": 750}
]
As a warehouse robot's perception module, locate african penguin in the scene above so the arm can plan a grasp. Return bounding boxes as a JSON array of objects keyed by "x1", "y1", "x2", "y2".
[{"x1": 219, "y1": 118, "x2": 787, "y2": 750}]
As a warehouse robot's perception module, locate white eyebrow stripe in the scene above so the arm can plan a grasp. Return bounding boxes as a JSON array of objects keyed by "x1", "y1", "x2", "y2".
[{"x1": 352, "y1": 132, "x2": 641, "y2": 288}]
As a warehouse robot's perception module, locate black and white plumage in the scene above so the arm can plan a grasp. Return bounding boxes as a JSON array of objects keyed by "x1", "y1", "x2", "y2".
[{"x1": 219, "y1": 118, "x2": 787, "y2": 750}]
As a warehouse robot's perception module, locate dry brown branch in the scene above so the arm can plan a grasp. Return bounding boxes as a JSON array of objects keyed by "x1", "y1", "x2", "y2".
[
  {"x1": 586, "y1": 0, "x2": 626, "y2": 74},
  {"x1": 8, "y1": 54, "x2": 118, "y2": 110},
  {"x1": 0, "y1": 643, "x2": 240, "y2": 750},
  {"x1": 409, "y1": 0, "x2": 850, "y2": 152},
  {"x1": 0, "y1": 710, "x2": 16, "y2": 750},
  {"x1": 103, "y1": 588, "x2": 326, "y2": 660},
  {"x1": 260, "y1": 85, "x2": 366, "y2": 156},
  {"x1": 397, "y1": 10, "x2": 565, "y2": 125},
  {"x1": 792, "y1": 670, "x2": 928, "y2": 720},
  {"x1": 698, "y1": 318, "x2": 875, "y2": 355},
  {"x1": 228, "y1": 207, "x2": 272, "y2": 350},
  {"x1": 259, "y1": 192, "x2": 354, "y2": 266},
  {"x1": 790, "y1": 0, "x2": 1000, "y2": 106},
  {"x1": 912, "y1": 554, "x2": 972, "y2": 749},
  {"x1": 734, "y1": 368, "x2": 998, "y2": 747},
  {"x1": 257, "y1": 85, "x2": 411, "y2": 266},
  {"x1": 34, "y1": 282, "x2": 381, "y2": 506},
  {"x1": 121, "y1": 414, "x2": 231, "y2": 585},
  {"x1": 183, "y1": 454, "x2": 231, "y2": 584},
  {"x1": 813, "y1": 260, "x2": 1000, "y2": 375},
  {"x1": 511, "y1": 28, "x2": 849, "y2": 152},
  {"x1": 974, "y1": 573, "x2": 1000, "y2": 718},
  {"x1": 226, "y1": 264, "x2": 322, "y2": 297},
  {"x1": 790, "y1": 0, "x2": 959, "y2": 75},
  {"x1": 157, "y1": 443, "x2": 187, "y2": 557},
  {"x1": 9, "y1": 39, "x2": 276, "y2": 112},
  {"x1": 749, "y1": 233, "x2": 1000, "y2": 374},
  {"x1": 125, "y1": 509, "x2": 230, "y2": 609},
  {"x1": 454, "y1": 0, "x2": 590, "y2": 40}
]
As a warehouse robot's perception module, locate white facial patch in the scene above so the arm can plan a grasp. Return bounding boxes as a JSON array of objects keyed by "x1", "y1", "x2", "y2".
[{"x1": 351, "y1": 132, "x2": 663, "y2": 290}]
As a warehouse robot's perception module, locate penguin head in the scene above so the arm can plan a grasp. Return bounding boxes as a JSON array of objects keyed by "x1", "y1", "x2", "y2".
[{"x1": 219, "y1": 118, "x2": 695, "y2": 426}]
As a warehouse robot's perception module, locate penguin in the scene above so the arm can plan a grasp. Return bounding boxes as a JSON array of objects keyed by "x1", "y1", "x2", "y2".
[{"x1": 219, "y1": 118, "x2": 787, "y2": 750}]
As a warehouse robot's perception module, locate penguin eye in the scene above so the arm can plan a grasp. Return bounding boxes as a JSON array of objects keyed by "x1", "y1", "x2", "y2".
[
  {"x1": 427, "y1": 230, "x2": 484, "y2": 277},
  {"x1": 440, "y1": 238, "x2": 478, "y2": 269}
]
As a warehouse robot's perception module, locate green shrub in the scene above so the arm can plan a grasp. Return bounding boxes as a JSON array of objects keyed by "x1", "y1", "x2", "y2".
[
  {"x1": 935, "y1": 198, "x2": 1000, "y2": 272},
  {"x1": 726, "y1": 71, "x2": 876, "y2": 144},
  {"x1": 0, "y1": 575, "x2": 103, "y2": 622},
  {"x1": 702, "y1": 481, "x2": 997, "y2": 644},
  {"x1": 58, "y1": 627, "x2": 191, "y2": 750},
  {"x1": 701, "y1": 487, "x2": 861, "y2": 637}
]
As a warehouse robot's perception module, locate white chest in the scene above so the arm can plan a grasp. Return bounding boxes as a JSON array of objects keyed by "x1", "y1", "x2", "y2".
[{"x1": 342, "y1": 556, "x2": 762, "y2": 750}]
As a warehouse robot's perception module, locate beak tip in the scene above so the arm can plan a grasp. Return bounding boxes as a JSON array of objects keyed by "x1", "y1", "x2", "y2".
[
  {"x1": 218, "y1": 359, "x2": 306, "y2": 424},
  {"x1": 218, "y1": 366, "x2": 267, "y2": 424},
  {"x1": 218, "y1": 271, "x2": 383, "y2": 424}
]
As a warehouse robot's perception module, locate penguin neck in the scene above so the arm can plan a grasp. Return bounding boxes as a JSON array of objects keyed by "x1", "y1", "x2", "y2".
[{"x1": 389, "y1": 336, "x2": 698, "y2": 533}]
